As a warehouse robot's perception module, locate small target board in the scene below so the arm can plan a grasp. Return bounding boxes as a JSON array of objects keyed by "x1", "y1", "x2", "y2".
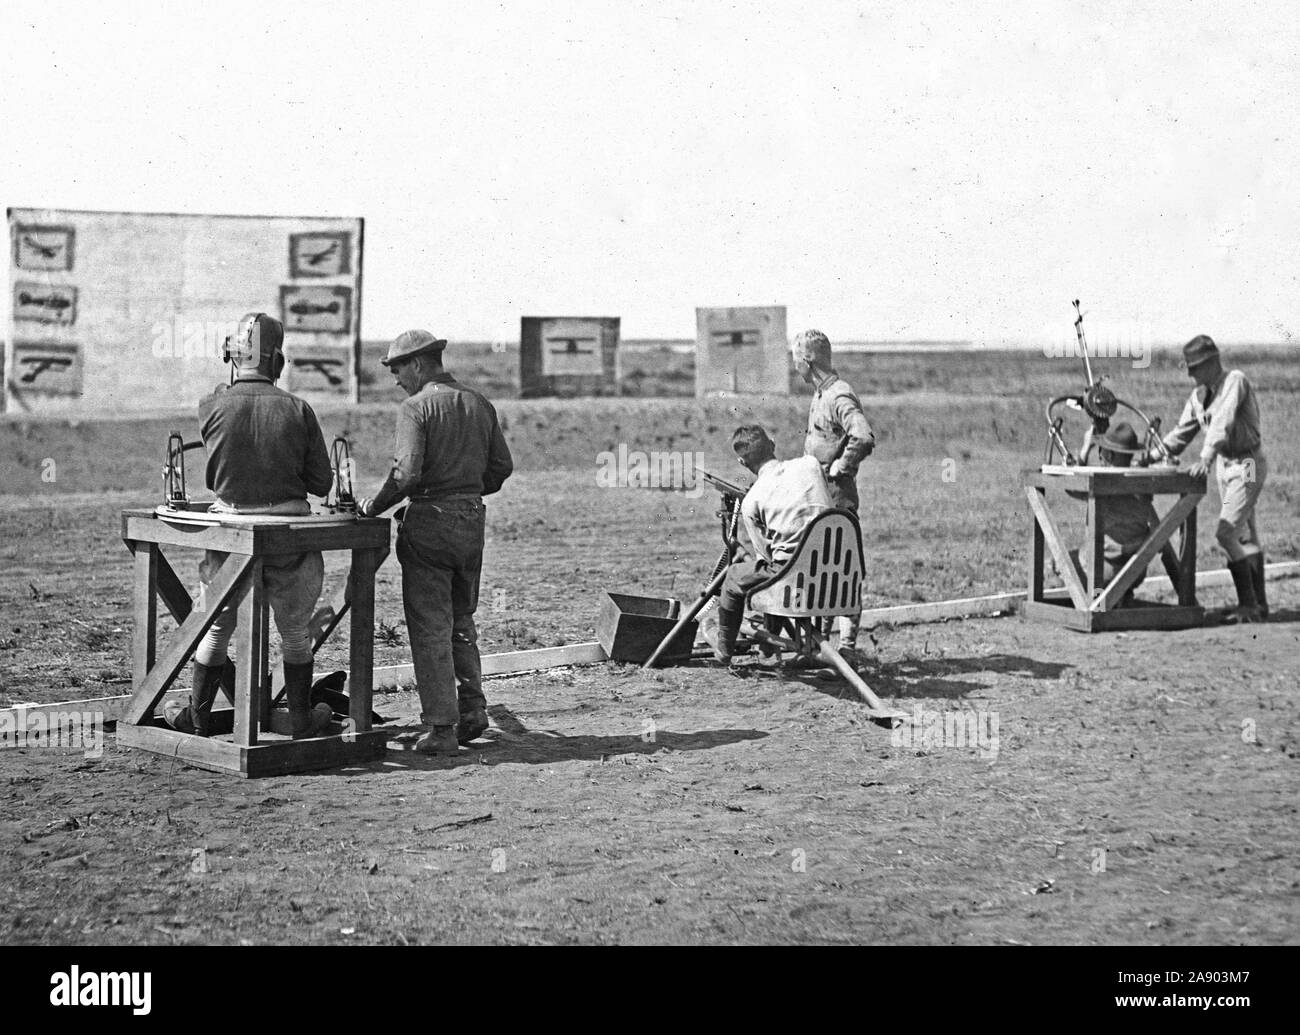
[
  {"x1": 284, "y1": 343, "x2": 352, "y2": 396},
  {"x1": 695, "y1": 306, "x2": 788, "y2": 396},
  {"x1": 280, "y1": 285, "x2": 352, "y2": 334},
  {"x1": 289, "y1": 231, "x2": 352, "y2": 278},
  {"x1": 13, "y1": 225, "x2": 74, "y2": 271},
  {"x1": 542, "y1": 319, "x2": 604, "y2": 376},
  {"x1": 14, "y1": 282, "x2": 77, "y2": 325},
  {"x1": 520, "y1": 316, "x2": 620, "y2": 397},
  {"x1": 11, "y1": 342, "x2": 83, "y2": 395}
]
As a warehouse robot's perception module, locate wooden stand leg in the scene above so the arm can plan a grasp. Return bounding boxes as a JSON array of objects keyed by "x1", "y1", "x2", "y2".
[
  {"x1": 258, "y1": 590, "x2": 272, "y2": 729},
  {"x1": 348, "y1": 548, "x2": 378, "y2": 734},
  {"x1": 234, "y1": 559, "x2": 264, "y2": 746},
  {"x1": 1029, "y1": 492, "x2": 1045, "y2": 603},
  {"x1": 1087, "y1": 495, "x2": 1105, "y2": 606},
  {"x1": 1179, "y1": 504, "x2": 1198, "y2": 607},
  {"x1": 132, "y1": 542, "x2": 158, "y2": 692}
]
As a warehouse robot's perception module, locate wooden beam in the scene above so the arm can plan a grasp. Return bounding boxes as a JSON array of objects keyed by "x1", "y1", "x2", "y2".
[
  {"x1": 1091, "y1": 494, "x2": 1200, "y2": 612},
  {"x1": 121, "y1": 553, "x2": 254, "y2": 726},
  {"x1": 862, "y1": 560, "x2": 1300, "y2": 629},
  {"x1": 373, "y1": 641, "x2": 610, "y2": 688},
  {"x1": 131, "y1": 543, "x2": 158, "y2": 684},
  {"x1": 233, "y1": 558, "x2": 265, "y2": 746},
  {"x1": 1024, "y1": 486, "x2": 1090, "y2": 610},
  {"x1": 860, "y1": 592, "x2": 1026, "y2": 629},
  {"x1": 347, "y1": 547, "x2": 380, "y2": 733}
]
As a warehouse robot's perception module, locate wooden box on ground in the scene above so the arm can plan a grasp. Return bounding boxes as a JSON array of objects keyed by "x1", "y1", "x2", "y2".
[{"x1": 597, "y1": 592, "x2": 698, "y2": 664}]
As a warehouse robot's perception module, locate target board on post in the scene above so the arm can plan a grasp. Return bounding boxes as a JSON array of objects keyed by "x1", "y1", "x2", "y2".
[
  {"x1": 694, "y1": 306, "x2": 789, "y2": 396},
  {"x1": 519, "y1": 316, "x2": 620, "y2": 397}
]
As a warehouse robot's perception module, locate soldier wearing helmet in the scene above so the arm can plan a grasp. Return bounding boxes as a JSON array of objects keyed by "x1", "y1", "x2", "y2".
[{"x1": 165, "y1": 312, "x2": 334, "y2": 739}]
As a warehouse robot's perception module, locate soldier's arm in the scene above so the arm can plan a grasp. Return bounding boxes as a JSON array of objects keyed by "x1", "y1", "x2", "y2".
[
  {"x1": 1159, "y1": 393, "x2": 1200, "y2": 458},
  {"x1": 740, "y1": 494, "x2": 771, "y2": 565},
  {"x1": 370, "y1": 403, "x2": 425, "y2": 514},
  {"x1": 829, "y1": 395, "x2": 875, "y2": 476},
  {"x1": 1197, "y1": 371, "x2": 1245, "y2": 465},
  {"x1": 483, "y1": 408, "x2": 514, "y2": 496}
]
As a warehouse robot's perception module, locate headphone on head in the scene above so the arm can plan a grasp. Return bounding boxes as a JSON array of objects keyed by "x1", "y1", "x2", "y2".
[{"x1": 222, "y1": 312, "x2": 286, "y2": 381}]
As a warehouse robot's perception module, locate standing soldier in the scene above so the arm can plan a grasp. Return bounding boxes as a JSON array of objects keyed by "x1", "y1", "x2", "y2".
[
  {"x1": 1153, "y1": 335, "x2": 1268, "y2": 623},
  {"x1": 792, "y1": 329, "x2": 875, "y2": 648},
  {"x1": 358, "y1": 331, "x2": 513, "y2": 755},
  {"x1": 165, "y1": 312, "x2": 335, "y2": 739}
]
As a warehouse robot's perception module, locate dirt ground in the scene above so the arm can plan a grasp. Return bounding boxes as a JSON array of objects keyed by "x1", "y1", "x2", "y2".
[
  {"x1": 1, "y1": 477, "x2": 1298, "y2": 944},
  {"x1": 1, "y1": 587, "x2": 1297, "y2": 946},
  {"x1": 1, "y1": 356, "x2": 1298, "y2": 945}
]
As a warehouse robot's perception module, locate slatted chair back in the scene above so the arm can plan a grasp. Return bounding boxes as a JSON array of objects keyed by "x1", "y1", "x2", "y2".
[{"x1": 746, "y1": 509, "x2": 864, "y2": 618}]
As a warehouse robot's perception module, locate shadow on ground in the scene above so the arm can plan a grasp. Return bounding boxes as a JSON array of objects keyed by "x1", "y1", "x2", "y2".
[{"x1": 310, "y1": 706, "x2": 769, "y2": 773}]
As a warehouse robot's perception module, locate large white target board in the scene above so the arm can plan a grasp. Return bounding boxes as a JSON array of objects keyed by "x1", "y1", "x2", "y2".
[{"x1": 5, "y1": 208, "x2": 363, "y2": 414}]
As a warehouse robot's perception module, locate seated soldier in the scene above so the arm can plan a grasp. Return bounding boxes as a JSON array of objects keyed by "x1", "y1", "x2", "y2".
[
  {"x1": 713, "y1": 425, "x2": 833, "y2": 663},
  {"x1": 1069, "y1": 422, "x2": 1159, "y2": 606},
  {"x1": 165, "y1": 313, "x2": 335, "y2": 739}
]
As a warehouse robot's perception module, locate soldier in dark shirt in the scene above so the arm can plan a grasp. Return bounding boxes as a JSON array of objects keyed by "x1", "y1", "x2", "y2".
[
  {"x1": 165, "y1": 313, "x2": 334, "y2": 739},
  {"x1": 358, "y1": 330, "x2": 513, "y2": 756}
]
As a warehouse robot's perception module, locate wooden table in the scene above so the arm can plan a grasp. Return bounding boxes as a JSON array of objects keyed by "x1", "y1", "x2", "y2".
[
  {"x1": 118, "y1": 504, "x2": 391, "y2": 776},
  {"x1": 1023, "y1": 466, "x2": 1205, "y2": 632}
]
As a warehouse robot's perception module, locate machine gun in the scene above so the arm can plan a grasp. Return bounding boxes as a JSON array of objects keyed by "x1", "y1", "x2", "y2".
[
  {"x1": 642, "y1": 463, "x2": 753, "y2": 668},
  {"x1": 1043, "y1": 299, "x2": 1172, "y2": 467}
]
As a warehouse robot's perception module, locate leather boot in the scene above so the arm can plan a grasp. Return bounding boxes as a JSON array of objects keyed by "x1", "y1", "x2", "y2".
[
  {"x1": 219, "y1": 658, "x2": 237, "y2": 705},
  {"x1": 1224, "y1": 558, "x2": 1262, "y2": 624},
  {"x1": 1250, "y1": 552, "x2": 1269, "y2": 620},
  {"x1": 285, "y1": 660, "x2": 332, "y2": 739},
  {"x1": 714, "y1": 606, "x2": 743, "y2": 663},
  {"x1": 178, "y1": 661, "x2": 223, "y2": 737}
]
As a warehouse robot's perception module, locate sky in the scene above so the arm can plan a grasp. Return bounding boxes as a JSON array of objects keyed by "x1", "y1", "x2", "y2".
[{"x1": 3, "y1": 0, "x2": 1297, "y2": 345}]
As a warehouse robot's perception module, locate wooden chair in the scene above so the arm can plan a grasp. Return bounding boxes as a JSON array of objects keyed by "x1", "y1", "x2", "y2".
[{"x1": 743, "y1": 509, "x2": 902, "y2": 726}]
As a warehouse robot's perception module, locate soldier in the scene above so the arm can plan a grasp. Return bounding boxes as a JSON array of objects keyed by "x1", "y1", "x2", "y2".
[
  {"x1": 1153, "y1": 335, "x2": 1268, "y2": 622},
  {"x1": 792, "y1": 329, "x2": 875, "y2": 648},
  {"x1": 712, "y1": 425, "x2": 833, "y2": 663},
  {"x1": 165, "y1": 312, "x2": 334, "y2": 739},
  {"x1": 358, "y1": 331, "x2": 513, "y2": 755}
]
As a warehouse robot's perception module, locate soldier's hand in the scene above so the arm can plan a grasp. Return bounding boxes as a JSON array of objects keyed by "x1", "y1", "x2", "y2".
[
  {"x1": 357, "y1": 497, "x2": 376, "y2": 517},
  {"x1": 828, "y1": 457, "x2": 852, "y2": 479},
  {"x1": 1188, "y1": 459, "x2": 1210, "y2": 480}
]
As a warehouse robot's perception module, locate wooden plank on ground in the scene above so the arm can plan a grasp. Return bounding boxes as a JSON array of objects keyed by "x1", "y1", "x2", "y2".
[{"x1": 373, "y1": 641, "x2": 609, "y2": 688}]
